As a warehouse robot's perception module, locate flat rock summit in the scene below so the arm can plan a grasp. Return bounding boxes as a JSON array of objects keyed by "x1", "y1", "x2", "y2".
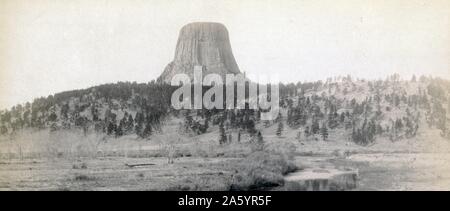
[{"x1": 158, "y1": 22, "x2": 241, "y2": 83}]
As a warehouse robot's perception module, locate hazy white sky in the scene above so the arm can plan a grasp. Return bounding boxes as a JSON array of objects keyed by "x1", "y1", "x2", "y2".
[{"x1": 0, "y1": 0, "x2": 449, "y2": 109}]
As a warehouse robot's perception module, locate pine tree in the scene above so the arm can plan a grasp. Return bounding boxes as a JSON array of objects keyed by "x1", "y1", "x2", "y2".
[
  {"x1": 296, "y1": 130, "x2": 302, "y2": 141},
  {"x1": 395, "y1": 118, "x2": 403, "y2": 131},
  {"x1": 246, "y1": 119, "x2": 257, "y2": 135},
  {"x1": 47, "y1": 112, "x2": 57, "y2": 122},
  {"x1": 320, "y1": 122, "x2": 328, "y2": 141},
  {"x1": 107, "y1": 122, "x2": 116, "y2": 135},
  {"x1": 257, "y1": 131, "x2": 264, "y2": 144},
  {"x1": 340, "y1": 112, "x2": 345, "y2": 123},
  {"x1": 198, "y1": 118, "x2": 209, "y2": 134},
  {"x1": 177, "y1": 122, "x2": 184, "y2": 134},
  {"x1": 117, "y1": 116, "x2": 127, "y2": 136},
  {"x1": 141, "y1": 121, "x2": 152, "y2": 139},
  {"x1": 134, "y1": 112, "x2": 144, "y2": 136},
  {"x1": 237, "y1": 130, "x2": 241, "y2": 142},
  {"x1": 351, "y1": 127, "x2": 357, "y2": 144},
  {"x1": 61, "y1": 104, "x2": 69, "y2": 119},
  {"x1": 275, "y1": 112, "x2": 282, "y2": 122},
  {"x1": 229, "y1": 111, "x2": 236, "y2": 127},
  {"x1": 219, "y1": 121, "x2": 227, "y2": 145},
  {"x1": 304, "y1": 126, "x2": 311, "y2": 137},
  {"x1": 311, "y1": 118, "x2": 320, "y2": 134},
  {"x1": 367, "y1": 120, "x2": 376, "y2": 142},
  {"x1": 91, "y1": 106, "x2": 99, "y2": 121},
  {"x1": 115, "y1": 121, "x2": 124, "y2": 137},
  {"x1": 0, "y1": 125, "x2": 8, "y2": 135},
  {"x1": 204, "y1": 117, "x2": 209, "y2": 131},
  {"x1": 376, "y1": 124, "x2": 383, "y2": 135},
  {"x1": 276, "y1": 121, "x2": 284, "y2": 137},
  {"x1": 405, "y1": 117, "x2": 415, "y2": 137},
  {"x1": 126, "y1": 114, "x2": 134, "y2": 133},
  {"x1": 447, "y1": 97, "x2": 450, "y2": 116},
  {"x1": 184, "y1": 113, "x2": 193, "y2": 133}
]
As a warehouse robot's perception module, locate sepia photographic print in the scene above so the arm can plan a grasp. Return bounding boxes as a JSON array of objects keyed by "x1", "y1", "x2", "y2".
[{"x1": 0, "y1": 0, "x2": 449, "y2": 196}]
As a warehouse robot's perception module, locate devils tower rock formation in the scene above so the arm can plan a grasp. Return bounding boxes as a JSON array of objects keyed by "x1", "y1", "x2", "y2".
[{"x1": 158, "y1": 22, "x2": 241, "y2": 83}]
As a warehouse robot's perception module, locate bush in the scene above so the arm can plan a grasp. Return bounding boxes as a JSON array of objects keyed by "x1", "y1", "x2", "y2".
[
  {"x1": 74, "y1": 174, "x2": 96, "y2": 181},
  {"x1": 72, "y1": 162, "x2": 88, "y2": 169},
  {"x1": 229, "y1": 151, "x2": 298, "y2": 190}
]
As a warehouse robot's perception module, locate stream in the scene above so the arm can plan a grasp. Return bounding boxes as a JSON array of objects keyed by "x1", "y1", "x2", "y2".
[{"x1": 281, "y1": 152, "x2": 450, "y2": 191}]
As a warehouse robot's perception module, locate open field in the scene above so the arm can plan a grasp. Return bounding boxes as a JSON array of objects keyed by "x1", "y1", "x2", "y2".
[
  {"x1": 0, "y1": 128, "x2": 298, "y2": 191},
  {"x1": 0, "y1": 157, "x2": 238, "y2": 191},
  {"x1": 1, "y1": 150, "x2": 449, "y2": 191},
  {"x1": 1, "y1": 121, "x2": 450, "y2": 191}
]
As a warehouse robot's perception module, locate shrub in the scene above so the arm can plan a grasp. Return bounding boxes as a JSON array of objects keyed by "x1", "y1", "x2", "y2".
[
  {"x1": 74, "y1": 174, "x2": 96, "y2": 181},
  {"x1": 229, "y1": 151, "x2": 298, "y2": 190},
  {"x1": 72, "y1": 162, "x2": 88, "y2": 169}
]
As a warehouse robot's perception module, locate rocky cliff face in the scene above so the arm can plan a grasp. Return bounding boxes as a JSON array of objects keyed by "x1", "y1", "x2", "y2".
[{"x1": 158, "y1": 22, "x2": 241, "y2": 83}]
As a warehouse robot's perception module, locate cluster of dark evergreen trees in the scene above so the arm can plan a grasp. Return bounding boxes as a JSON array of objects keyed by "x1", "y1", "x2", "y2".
[
  {"x1": 0, "y1": 81, "x2": 175, "y2": 139},
  {"x1": 181, "y1": 107, "x2": 260, "y2": 145},
  {"x1": 280, "y1": 76, "x2": 449, "y2": 145}
]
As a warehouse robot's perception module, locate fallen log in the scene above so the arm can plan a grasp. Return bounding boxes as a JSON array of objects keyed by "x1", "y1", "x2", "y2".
[{"x1": 125, "y1": 163, "x2": 156, "y2": 168}]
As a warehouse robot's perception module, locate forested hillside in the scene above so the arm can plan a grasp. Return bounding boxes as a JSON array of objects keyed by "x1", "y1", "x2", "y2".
[{"x1": 1, "y1": 74, "x2": 449, "y2": 145}]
